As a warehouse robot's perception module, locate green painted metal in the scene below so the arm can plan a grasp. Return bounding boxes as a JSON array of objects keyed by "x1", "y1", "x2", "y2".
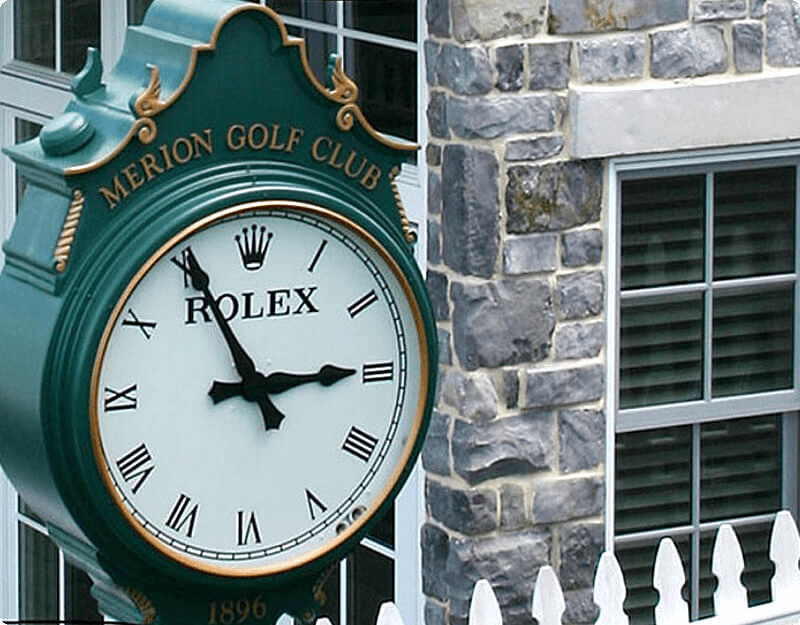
[{"x1": 0, "y1": 1, "x2": 435, "y2": 623}]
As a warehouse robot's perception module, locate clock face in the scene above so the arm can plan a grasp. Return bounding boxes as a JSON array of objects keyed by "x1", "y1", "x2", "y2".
[{"x1": 90, "y1": 201, "x2": 428, "y2": 577}]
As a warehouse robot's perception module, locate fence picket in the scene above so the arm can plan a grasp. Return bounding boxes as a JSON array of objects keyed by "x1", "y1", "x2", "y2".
[
  {"x1": 653, "y1": 537, "x2": 689, "y2": 625},
  {"x1": 469, "y1": 579, "x2": 502, "y2": 625},
  {"x1": 594, "y1": 552, "x2": 628, "y2": 625},
  {"x1": 770, "y1": 510, "x2": 800, "y2": 603},
  {"x1": 376, "y1": 602, "x2": 405, "y2": 625},
  {"x1": 531, "y1": 566, "x2": 565, "y2": 625},
  {"x1": 712, "y1": 524, "x2": 747, "y2": 616}
]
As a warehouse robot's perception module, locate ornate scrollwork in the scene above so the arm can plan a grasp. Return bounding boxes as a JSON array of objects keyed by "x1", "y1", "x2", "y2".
[
  {"x1": 328, "y1": 56, "x2": 358, "y2": 104},
  {"x1": 390, "y1": 167, "x2": 417, "y2": 245},
  {"x1": 130, "y1": 65, "x2": 167, "y2": 145},
  {"x1": 54, "y1": 189, "x2": 85, "y2": 273},
  {"x1": 126, "y1": 587, "x2": 157, "y2": 625}
]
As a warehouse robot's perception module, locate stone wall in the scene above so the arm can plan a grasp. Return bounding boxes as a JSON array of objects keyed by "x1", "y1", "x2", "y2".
[{"x1": 421, "y1": 1, "x2": 800, "y2": 625}]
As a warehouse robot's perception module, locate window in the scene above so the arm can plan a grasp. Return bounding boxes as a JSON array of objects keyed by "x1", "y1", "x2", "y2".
[
  {"x1": 609, "y1": 151, "x2": 800, "y2": 625},
  {"x1": 0, "y1": 1, "x2": 425, "y2": 624}
]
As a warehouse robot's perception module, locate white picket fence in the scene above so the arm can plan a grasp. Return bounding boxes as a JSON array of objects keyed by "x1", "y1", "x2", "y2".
[{"x1": 344, "y1": 511, "x2": 800, "y2": 625}]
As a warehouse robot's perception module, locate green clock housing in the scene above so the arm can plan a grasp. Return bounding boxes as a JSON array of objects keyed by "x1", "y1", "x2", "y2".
[{"x1": 0, "y1": 1, "x2": 437, "y2": 624}]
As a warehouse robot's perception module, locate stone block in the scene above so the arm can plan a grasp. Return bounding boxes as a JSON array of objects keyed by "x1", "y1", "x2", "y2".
[
  {"x1": 445, "y1": 531, "x2": 551, "y2": 625},
  {"x1": 426, "y1": 479, "x2": 498, "y2": 535},
  {"x1": 650, "y1": 25, "x2": 728, "y2": 78},
  {"x1": 532, "y1": 476, "x2": 604, "y2": 523},
  {"x1": 751, "y1": 0, "x2": 766, "y2": 17},
  {"x1": 556, "y1": 271, "x2": 604, "y2": 320},
  {"x1": 451, "y1": 279, "x2": 555, "y2": 370},
  {"x1": 524, "y1": 364, "x2": 604, "y2": 407},
  {"x1": 505, "y1": 136, "x2": 564, "y2": 161},
  {"x1": 438, "y1": 328, "x2": 452, "y2": 365},
  {"x1": 427, "y1": 270, "x2": 449, "y2": 321},
  {"x1": 548, "y1": 0, "x2": 688, "y2": 34},
  {"x1": 767, "y1": 0, "x2": 800, "y2": 67},
  {"x1": 428, "y1": 218, "x2": 441, "y2": 265},
  {"x1": 563, "y1": 589, "x2": 600, "y2": 625},
  {"x1": 733, "y1": 21, "x2": 763, "y2": 72},
  {"x1": 435, "y1": 43, "x2": 494, "y2": 95},
  {"x1": 425, "y1": 40, "x2": 441, "y2": 86},
  {"x1": 506, "y1": 160, "x2": 603, "y2": 233},
  {"x1": 503, "y1": 368, "x2": 519, "y2": 409},
  {"x1": 422, "y1": 410, "x2": 451, "y2": 476},
  {"x1": 427, "y1": 0, "x2": 451, "y2": 37},
  {"x1": 452, "y1": 412, "x2": 554, "y2": 484},
  {"x1": 500, "y1": 483, "x2": 526, "y2": 530},
  {"x1": 559, "y1": 409, "x2": 605, "y2": 473},
  {"x1": 422, "y1": 523, "x2": 450, "y2": 600},
  {"x1": 448, "y1": 94, "x2": 558, "y2": 139},
  {"x1": 496, "y1": 45, "x2": 524, "y2": 91},
  {"x1": 554, "y1": 322, "x2": 604, "y2": 360},
  {"x1": 441, "y1": 145, "x2": 499, "y2": 277},
  {"x1": 426, "y1": 142, "x2": 442, "y2": 167},
  {"x1": 441, "y1": 369, "x2": 499, "y2": 421},
  {"x1": 694, "y1": 0, "x2": 747, "y2": 20},
  {"x1": 428, "y1": 170, "x2": 442, "y2": 215},
  {"x1": 427, "y1": 91, "x2": 449, "y2": 139},
  {"x1": 425, "y1": 600, "x2": 447, "y2": 625},
  {"x1": 452, "y1": 0, "x2": 546, "y2": 41},
  {"x1": 562, "y1": 229, "x2": 602, "y2": 267},
  {"x1": 577, "y1": 35, "x2": 645, "y2": 82},
  {"x1": 503, "y1": 233, "x2": 558, "y2": 275},
  {"x1": 560, "y1": 522, "x2": 604, "y2": 590},
  {"x1": 529, "y1": 42, "x2": 571, "y2": 90}
]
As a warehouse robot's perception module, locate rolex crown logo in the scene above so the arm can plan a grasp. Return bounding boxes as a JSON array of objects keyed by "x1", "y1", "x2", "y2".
[{"x1": 235, "y1": 225, "x2": 273, "y2": 271}]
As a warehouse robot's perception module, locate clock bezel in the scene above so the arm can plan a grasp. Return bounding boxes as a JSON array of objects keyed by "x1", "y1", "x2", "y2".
[{"x1": 89, "y1": 199, "x2": 431, "y2": 579}]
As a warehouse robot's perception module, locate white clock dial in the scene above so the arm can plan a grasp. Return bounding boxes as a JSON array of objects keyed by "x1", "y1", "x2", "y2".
[{"x1": 90, "y1": 201, "x2": 428, "y2": 577}]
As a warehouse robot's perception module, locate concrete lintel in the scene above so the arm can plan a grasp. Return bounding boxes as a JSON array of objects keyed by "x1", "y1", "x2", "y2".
[{"x1": 570, "y1": 72, "x2": 800, "y2": 158}]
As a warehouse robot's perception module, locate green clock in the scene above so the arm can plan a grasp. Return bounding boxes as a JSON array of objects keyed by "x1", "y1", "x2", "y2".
[{"x1": 90, "y1": 200, "x2": 430, "y2": 578}]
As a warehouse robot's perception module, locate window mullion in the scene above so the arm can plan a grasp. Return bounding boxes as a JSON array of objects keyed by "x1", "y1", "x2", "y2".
[
  {"x1": 704, "y1": 172, "x2": 714, "y2": 401},
  {"x1": 55, "y1": 0, "x2": 62, "y2": 73},
  {"x1": 691, "y1": 423, "x2": 701, "y2": 620},
  {"x1": 339, "y1": 557, "x2": 348, "y2": 625}
]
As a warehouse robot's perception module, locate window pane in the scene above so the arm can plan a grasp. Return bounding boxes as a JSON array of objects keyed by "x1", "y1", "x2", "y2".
[
  {"x1": 61, "y1": 0, "x2": 100, "y2": 74},
  {"x1": 128, "y1": 0, "x2": 154, "y2": 25},
  {"x1": 348, "y1": 545, "x2": 393, "y2": 625},
  {"x1": 266, "y1": 0, "x2": 336, "y2": 22},
  {"x1": 367, "y1": 501, "x2": 394, "y2": 548},
  {"x1": 714, "y1": 167, "x2": 795, "y2": 280},
  {"x1": 15, "y1": 120, "x2": 44, "y2": 213},
  {"x1": 14, "y1": 0, "x2": 56, "y2": 69},
  {"x1": 18, "y1": 524, "x2": 58, "y2": 622},
  {"x1": 711, "y1": 286, "x2": 793, "y2": 397},
  {"x1": 621, "y1": 175, "x2": 706, "y2": 290},
  {"x1": 292, "y1": 29, "x2": 337, "y2": 86},
  {"x1": 345, "y1": 39, "x2": 416, "y2": 142},
  {"x1": 700, "y1": 414, "x2": 782, "y2": 521},
  {"x1": 620, "y1": 294, "x2": 704, "y2": 409},
  {"x1": 66, "y1": 561, "x2": 102, "y2": 621},
  {"x1": 615, "y1": 426, "x2": 692, "y2": 534},
  {"x1": 345, "y1": 1, "x2": 416, "y2": 41},
  {"x1": 316, "y1": 562, "x2": 341, "y2": 624},
  {"x1": 616, "y1": 535, "x2": 691, "y2": 625}
]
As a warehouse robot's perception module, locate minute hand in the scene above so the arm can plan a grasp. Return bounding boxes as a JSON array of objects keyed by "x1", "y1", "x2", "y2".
[{"x1": 209, "y1": 365, "x2": 356, "y2": 403}]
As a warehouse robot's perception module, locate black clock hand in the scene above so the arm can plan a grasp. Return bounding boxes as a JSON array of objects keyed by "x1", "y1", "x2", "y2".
[
  {"x1": 173, "y1": 248, "x2": 285, "y2": 430},
  {"x1": 209, "y1": 365, "x2": 356, "y2": 403}
]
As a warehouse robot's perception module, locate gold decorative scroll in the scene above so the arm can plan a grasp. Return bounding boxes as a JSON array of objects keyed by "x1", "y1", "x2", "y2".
[
  {"x1": 54, "y1": 189, "x2": 85, "y2": 273},
  {"x1": 126, "y1": 587, "x2": 157, "y2": 625},
  {"x1": 132, "y1": 65, "x2": 167, "y2": 145},
  {"x1": 390, "y1": 167, "x2": 417, "y2": 244}
]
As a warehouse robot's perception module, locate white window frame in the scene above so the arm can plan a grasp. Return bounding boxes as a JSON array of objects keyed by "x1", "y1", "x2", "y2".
[
  {"x1": 605, "y1": 142, "x2": 800, "y2": 617},
  {"x1": 0, "y1": 1, "x2": 426, "y2": 623}
]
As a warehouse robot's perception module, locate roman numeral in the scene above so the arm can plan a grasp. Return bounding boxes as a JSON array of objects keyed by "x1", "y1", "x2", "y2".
[
  {"x1": 305, "y1": 489, "x2": 327, "y2": 521},
  {"x1": 362, "y1": 362, "x2": 394, "y2": 383},
  {"x1": 165, "y1": 493, "x2": 198, "y2": 537},
  {"x1": 307, "y1": 240, "x2": 328, "y2": 273},
  {"x1": 237, "y1": 510, "x2": 262, "y2": 546},
  {"x1": 342, "y1": 426, "x2": 379, "y2": 463},
  {"x1": 104, "y1": 384, "x2": 138, "y2": 412},
  {"x1": 121, "y1": 309, "x2": 157, "y2": 339},
  {"x1": 170, "y1": 248, "x2": 192, "y2": 287},
  {"x1": 115, "y1": 443, "x2": 154, "y2": 494},
  {"x1": 347, "y1": 290, "x2": 378, "y2": 318}
]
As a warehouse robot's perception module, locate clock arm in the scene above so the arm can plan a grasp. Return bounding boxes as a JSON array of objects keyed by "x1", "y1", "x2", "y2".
[
  {"x1": 208, "y1": 365, "x2": 355, "y2": 401},
  {"x1": 207, "y1": 380, "x2": 287, "y2": 430}
]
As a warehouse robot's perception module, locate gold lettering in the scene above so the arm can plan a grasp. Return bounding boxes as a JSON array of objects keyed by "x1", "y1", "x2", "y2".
[
  {"x1": 191, "y1": 129, "x2": 214, "y2": 157},
  {"x1": 248, "y1": 123, "x2": 269, "y2": 150},
  {"x1": 227, "y1": 124, "x2": 246, "y2": 151},
  {"x1": 99, "y1": 176, "x2": 130, "y2": 210},
  {"x1": 285, "y1": 126, "x2": 304, "y2": 153},
  {"x1": 343, "y1": 151, "x2": 368, "y2": 179},
  {"x1": 140, "y1": 153, "x2": 164, "y2": 181},
  {"x1": 311, "y1": 136, "x2": 332, "y2": 162},
  {"x1": 327, "y1": 141, "x2": 344, "y2": 169},
  {"x1": 158, "y1": 144, "x2": 175, "y2": 170},
  {"x1": 172, "y1": 137, "x2": 194, "y2": 164},
  {"x1": 122, "y1": 163, "x2": 145, "y2": 191},
  {"x1": 269, "y1": 124, "x2": 285, "y2": 151},
  {"x1": 360, "y1": 164, "x2": 382, "y2": 191}
]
